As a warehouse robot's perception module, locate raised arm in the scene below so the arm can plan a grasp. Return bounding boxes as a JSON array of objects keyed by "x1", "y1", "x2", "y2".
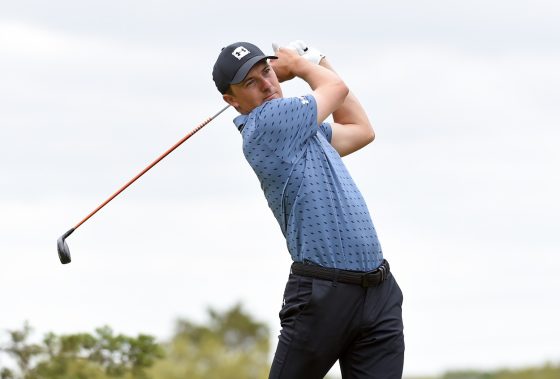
[
  {"x1": 321, "y1": 58, "x2": 375, "y2": 157},
  {"x1": 270, "y1": 47, "x2": 349, "y2": 125},
  {"x1": 277, "y1": 40, "x2": 375, "y2": 157}
]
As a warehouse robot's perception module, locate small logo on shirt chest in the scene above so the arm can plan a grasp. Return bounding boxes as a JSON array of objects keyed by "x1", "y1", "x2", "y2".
[{"x1": 298, "y1": 96, "x2": 309, "y2": 105}]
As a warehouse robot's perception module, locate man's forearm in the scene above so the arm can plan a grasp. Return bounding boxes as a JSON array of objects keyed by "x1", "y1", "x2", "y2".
[{"x1": 293, "y1": 57, "x2": 345, "y2": 92}]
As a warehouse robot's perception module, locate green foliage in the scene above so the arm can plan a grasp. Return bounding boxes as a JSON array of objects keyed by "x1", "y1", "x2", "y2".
[
  {"x1": 438, "y1": 363, "x2": 560, "y2": 379},
  {"x1": 0, "y1": 322, "x2": 163, "y2": 379},
  {"x1": 149, "y1": 303, "x2": 270, "y2": 379},
  {"x1": 1, "y1": 322, "x2": 42, "y2": 378},
  {"x1": 442, "y1": 371, "x2": 494, "y2": 379},
  {"x1": 4, "y1": 308, "x2": 558, "y2": 379},
  {"x1": 1, "y1": 304, "x2": 270, "y2": 379}
]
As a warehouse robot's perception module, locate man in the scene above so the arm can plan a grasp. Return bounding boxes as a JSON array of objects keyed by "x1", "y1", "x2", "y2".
[{"x1": 212, "y1": 41, "x2": 404, "y2": 378}]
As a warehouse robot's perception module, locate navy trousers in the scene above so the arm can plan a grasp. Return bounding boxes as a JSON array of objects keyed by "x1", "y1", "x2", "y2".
[{"x1": 269, "y1": 270, "x2": 404, "y2": 379}]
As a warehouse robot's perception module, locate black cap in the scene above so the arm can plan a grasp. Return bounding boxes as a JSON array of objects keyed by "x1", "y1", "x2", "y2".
[{"x1": 212, "y1": 42, "x2": 277, "y2": 94}]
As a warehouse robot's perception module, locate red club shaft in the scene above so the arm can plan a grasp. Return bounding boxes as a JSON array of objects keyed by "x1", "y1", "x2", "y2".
[{"x1": 73, "y1": 105, "x2": 230, "y2": 230}]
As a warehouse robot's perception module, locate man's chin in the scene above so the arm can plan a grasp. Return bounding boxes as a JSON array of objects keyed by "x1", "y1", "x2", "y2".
[{"x1": 264, "y1": 93, "x2": 279, "y2": 102}]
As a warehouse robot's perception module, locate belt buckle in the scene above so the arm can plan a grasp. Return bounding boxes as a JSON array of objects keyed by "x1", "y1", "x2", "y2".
[{"x1": 361, "y1": 266, "x2": 386, "y2": 288}]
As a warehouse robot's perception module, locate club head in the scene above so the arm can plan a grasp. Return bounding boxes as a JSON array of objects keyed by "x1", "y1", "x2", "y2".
[{"x1": 57, "y1": 228, "x2": 75, "y2": 264}]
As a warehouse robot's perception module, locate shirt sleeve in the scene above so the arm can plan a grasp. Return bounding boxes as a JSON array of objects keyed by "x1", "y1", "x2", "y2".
[
  {"x1": 254, "y1": 94, "x2": 318, "y2": 162},
  {"x1": 318, "y1": 122, "x2": 332, "y2": 143}
]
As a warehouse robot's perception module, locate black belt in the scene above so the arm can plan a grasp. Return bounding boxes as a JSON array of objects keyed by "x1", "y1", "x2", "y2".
[{"x1": 291, "y1": 259, "x2": 390, "y2": 288}]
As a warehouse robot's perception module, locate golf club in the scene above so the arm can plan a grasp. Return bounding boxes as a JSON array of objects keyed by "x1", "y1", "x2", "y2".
[{"x1": 57, "y1": 105, "x2": 231, "y2": 264}]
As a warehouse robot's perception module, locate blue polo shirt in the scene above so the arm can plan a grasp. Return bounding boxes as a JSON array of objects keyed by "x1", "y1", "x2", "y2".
[{"x1": 234, "y1": 94, "x2": 383, "y2": 271}]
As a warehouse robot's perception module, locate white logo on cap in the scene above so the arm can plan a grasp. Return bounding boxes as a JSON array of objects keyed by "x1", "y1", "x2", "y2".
[{"x1": 232, "y1": 46, "x2": 250, "y2": 60}]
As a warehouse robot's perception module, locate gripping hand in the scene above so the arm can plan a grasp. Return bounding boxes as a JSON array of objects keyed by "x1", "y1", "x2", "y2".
[{"x1": 273, "y1": 40, "x2": 325, "y2": 64}]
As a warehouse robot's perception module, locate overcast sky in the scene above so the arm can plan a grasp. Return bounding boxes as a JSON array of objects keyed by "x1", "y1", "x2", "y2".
[{"x1": 1, "y1": 0, "x2": 559, "y2": 376}]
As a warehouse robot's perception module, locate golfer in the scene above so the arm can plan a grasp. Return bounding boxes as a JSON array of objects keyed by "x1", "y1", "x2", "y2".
[{"x1": 212, "y1": 41, "x2": 404, "y2": 378}]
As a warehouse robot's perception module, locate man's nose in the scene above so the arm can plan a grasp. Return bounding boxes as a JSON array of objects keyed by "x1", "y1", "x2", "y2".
[{"x1": 260, "y1": 77, "x2": 272, "y2": 91}]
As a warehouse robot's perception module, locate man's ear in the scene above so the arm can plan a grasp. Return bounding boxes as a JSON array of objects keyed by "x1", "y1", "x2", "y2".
[{"x1": 223, "y1": 93, "x2": 239, "y2": 109}]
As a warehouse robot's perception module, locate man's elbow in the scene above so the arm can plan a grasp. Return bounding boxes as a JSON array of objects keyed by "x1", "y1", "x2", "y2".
[
  {"x1": 355, "y1": 126, "x2": 375, "y2": 153},
  {"x1": 341, "y1": 81, "x2": 350, "y2": 98},
  {"x1": 365, "y1": 124, "x2": 375, "y2": 145}
]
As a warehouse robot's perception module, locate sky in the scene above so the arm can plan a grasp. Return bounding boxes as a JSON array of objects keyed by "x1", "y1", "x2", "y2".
[{"x1": 1, "y1": 0, "x2": 559, "y2": 376}]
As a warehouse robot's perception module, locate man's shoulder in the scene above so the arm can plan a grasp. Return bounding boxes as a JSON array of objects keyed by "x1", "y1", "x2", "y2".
[
  {"x1": 240, "y1": 94, "x2": 318, "y2": 143},
  {"x1": 255, "y1": 95, "x2": 316, "y2": 116}
]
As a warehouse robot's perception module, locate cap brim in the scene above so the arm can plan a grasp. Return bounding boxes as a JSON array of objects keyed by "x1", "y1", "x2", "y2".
[{"x1": 231, "y1": 55, "x2": 277, "y2": 85}]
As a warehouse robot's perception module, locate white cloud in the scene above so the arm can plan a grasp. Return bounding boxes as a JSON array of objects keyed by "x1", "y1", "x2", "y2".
[{"x1": 0, "y1": 21, "x2": 72, "y2": 55}]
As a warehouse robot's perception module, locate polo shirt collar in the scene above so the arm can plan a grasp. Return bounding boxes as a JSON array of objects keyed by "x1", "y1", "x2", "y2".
[{"x1": 233, "y1": 114, "x2": 247, "y2": 133}]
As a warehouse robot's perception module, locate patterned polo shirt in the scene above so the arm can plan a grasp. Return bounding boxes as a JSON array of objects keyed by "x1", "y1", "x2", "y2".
[{"x1": 233, "y1": 94, "x2": 383, "y2": 271}]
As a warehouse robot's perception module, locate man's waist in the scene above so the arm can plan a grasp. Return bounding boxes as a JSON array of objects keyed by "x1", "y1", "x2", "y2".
[{"x1": 291, "y1": 259, "x2": 390, "y2": 288}]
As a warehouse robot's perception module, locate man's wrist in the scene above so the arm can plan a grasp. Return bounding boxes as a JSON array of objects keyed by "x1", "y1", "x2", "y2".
[
  {"x1": 318, "y1": 57, "x2": 334, "y2": 71},
  {"x1": 292, "y1": 56, "x2": 321, "y2": 79}
]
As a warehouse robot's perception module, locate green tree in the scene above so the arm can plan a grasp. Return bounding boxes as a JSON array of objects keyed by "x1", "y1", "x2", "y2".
[
  {"x1": 0, "y1": 322, "x2": 42, "y2": 379},
  {"x1": 1, "y1": 323, "x2": 163, "y2": 379},
  {"x1": 441, "y1": 363, "x2": 560, "y2": 379},
  {"x1": 150, "y1": 303, "x2": 270, "y2": 379}
]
